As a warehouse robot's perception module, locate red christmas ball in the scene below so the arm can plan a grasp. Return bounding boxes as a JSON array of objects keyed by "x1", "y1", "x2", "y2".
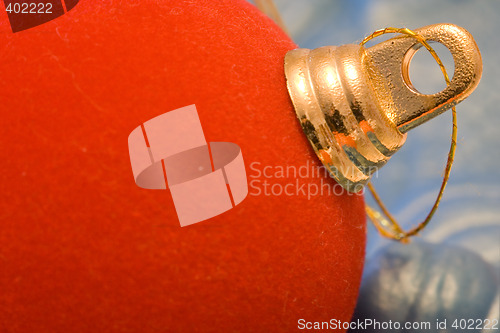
[{"x1": 0, "y1": 1, "x2": 366, "y2": 332}]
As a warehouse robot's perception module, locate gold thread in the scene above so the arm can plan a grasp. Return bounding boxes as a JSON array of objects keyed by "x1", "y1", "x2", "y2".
[{"x1": 361, "y1": 27, "x2": 457, "y2": 241}]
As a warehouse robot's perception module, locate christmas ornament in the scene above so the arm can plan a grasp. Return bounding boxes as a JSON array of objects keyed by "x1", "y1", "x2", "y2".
[
  {"x1": 353, "y1": 242, "x2": 498, "y2": 330},
  {"x1": 0, "y1": 0, "x2": 365, "y2": 332},
  {"x1": 0, "y1": 0, "x2": 484, "y2": 331}
]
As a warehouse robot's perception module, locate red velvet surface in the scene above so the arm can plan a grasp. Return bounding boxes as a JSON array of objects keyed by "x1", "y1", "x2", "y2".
[{"x1": 0, "y1": 1, "x2": 366, "y2": 332}]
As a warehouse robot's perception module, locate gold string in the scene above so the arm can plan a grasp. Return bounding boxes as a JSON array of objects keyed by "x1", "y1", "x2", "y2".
[{"x1": 361, "y1": 27, "x2": 457, "y2": 242}]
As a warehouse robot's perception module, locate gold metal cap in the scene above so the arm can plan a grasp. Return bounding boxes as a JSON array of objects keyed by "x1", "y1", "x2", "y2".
[{"x1": 284, "y1": 23, "x2": 482, "y2": 193}]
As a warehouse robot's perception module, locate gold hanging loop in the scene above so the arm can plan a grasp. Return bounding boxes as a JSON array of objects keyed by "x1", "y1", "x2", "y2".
[{"x1": 361, "y1": 27, "x2": 458, "y2": 241}]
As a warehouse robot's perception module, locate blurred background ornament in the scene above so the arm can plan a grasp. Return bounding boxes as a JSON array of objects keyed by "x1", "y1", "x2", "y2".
[{"x1": 352, "y1": 241, "x2": 498, "y2": 333}]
